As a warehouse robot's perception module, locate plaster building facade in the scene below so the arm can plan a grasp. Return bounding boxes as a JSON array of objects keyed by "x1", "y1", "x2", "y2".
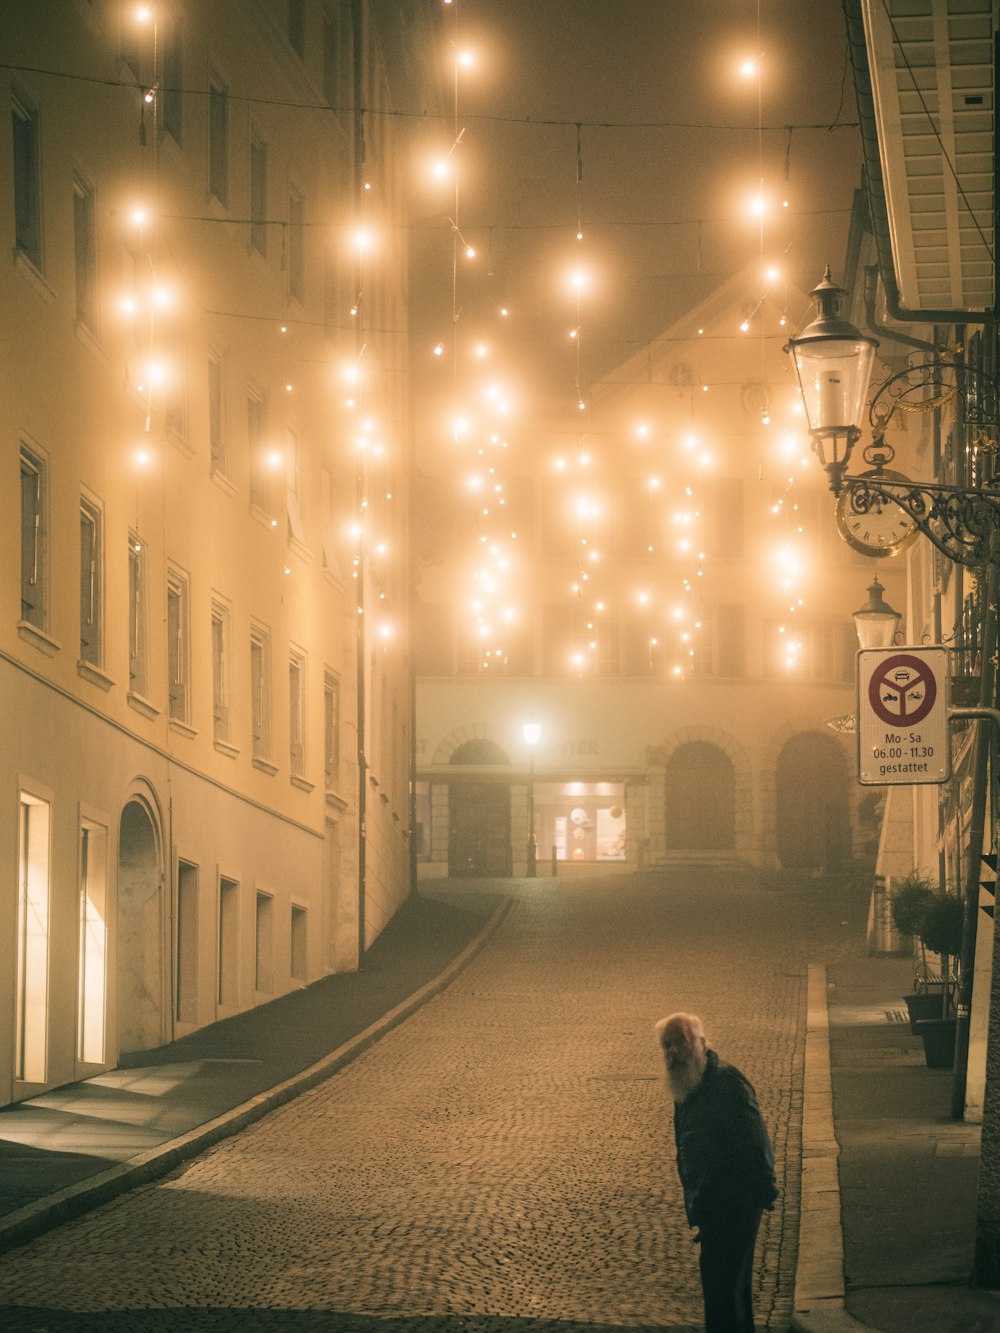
[
  {"x1": 415, "y1": 266, "x2": 900, "y2": 879},
  {"x1": 0, "y1": 1, "x2": 434, "y2": 1107},
  {"x1": 842, "y1": 0, "x2": 1000, "y2": 1283}
]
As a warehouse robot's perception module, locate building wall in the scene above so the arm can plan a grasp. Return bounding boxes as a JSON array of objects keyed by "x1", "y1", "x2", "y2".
[
  {"x1": 415, "y1": 266, "x2": 900, "y2": 877},
  {"x1": 0, "y1": 0, "x2": 429, "y2": 1105}
]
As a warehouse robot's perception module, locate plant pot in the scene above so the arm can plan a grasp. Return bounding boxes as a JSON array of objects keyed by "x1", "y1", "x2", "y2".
[
  {"x1": 904, "y1": 991, "x2": 944, "y2": 1035},
  {"x1": 915, "y1": 1017, "x2": 957, "y2": 1069}
]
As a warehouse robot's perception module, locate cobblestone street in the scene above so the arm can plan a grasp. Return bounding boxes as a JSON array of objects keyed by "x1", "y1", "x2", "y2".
[{"x1": 0, "y1": 868, "x2": 865, "y2": 1332}]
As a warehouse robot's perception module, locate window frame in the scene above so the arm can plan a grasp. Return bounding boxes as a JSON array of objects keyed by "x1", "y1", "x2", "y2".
[
  {"x1": 12, "y1": 89, "x2": 42, "y2": 270},
  {"x1": 166, "y1": 566, "x2": 191, "y2": 725},
  {"x1": 79, "y1": 495, "x2": 104, "y2": 667}
]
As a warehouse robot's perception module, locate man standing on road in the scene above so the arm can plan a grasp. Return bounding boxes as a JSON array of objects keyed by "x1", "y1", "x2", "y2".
[{"x1": 655, "y1": 1012, "x2": 778, "y2": 1333}]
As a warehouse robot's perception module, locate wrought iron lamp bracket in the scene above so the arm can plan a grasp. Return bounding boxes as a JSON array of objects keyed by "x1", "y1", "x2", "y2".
[{"x1": 841, "y1": 470, "x2": 1000, "y2": 567}]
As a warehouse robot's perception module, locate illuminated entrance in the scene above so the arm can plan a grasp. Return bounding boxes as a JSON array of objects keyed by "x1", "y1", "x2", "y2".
[{"x1": 535, "y1": 782, "x2": 626, "y2": 863}]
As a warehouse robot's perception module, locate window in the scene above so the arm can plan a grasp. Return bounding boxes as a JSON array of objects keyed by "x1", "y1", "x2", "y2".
[
  {"x1": 128, "y1": 531, "x2": 148, "y2": 697},
  {"x1": 711, "y1": 478, "x2": 744, "y2": 559},
  {"x1": 291, "y1": 905, "x2": 307, "y2": 980},
  {"x1": 288, "y1": 0, "x2": 305, "y2": 57},
  {"x1": 218, "y1": 876, "x2": 239, "y2": 1007},
  {"x1": 73, "y1": 176, "x2": 97, "y2": 329},
  {"x1": 323, "y1": 16, "x2": 338, "y2": 104},
  {"x1": 211, "y1": 599, "x2": 231, "y2": 744},
  {"x1": 287, "y1": 429, "x2": 306, "y2": 545},
  {"x1": 20, "y1": 446, "x2": 46, "y2": 629},
  {"x1": 255, "y1": 891, "x2": 273, "y2": 992},
  {"x1": 289, "y1": 648, "x2": 306, "y2": 777},
  {"x1": 208, "y1": 348, "x2": 227, "y2": 475},
  {"x1": 691, "y1": 606, "x2": 745, "y2": 678},
  {"x1": 288, "y1": 190, "x2": 305, "y2": 302},
  {"x1": 17, "y1": 791, "x2": 50, "y2": 1083},
  {"x1": 161, "y1": 10, "x2": 183, "y2": 143},
  {"x1": 250, "y1": 623, "x2": 272, "y2": 763},
  {"x1": 78, "y1": 820, "x2": 108, "y2": 1064},
  {"x1": 248, "y1": 387, "x2": 271, "y2": 513},
  {"x1": 176, "y1": 860, "x2": 198, "y2": 1023},
  {"x1": 80, "y1": 497, "x2": 103, "y2": 666},
  {"x1": 324, "y1": 671, "x2": 340, "y2": 788},
  {"x1": 12, "y1": 92, "x2": 41, "y2": 269},
  {"x1": 249, "y1": 130, "x2": 268, "y2": 255},
  {"x1": 167, "y1": 568, "x2": 190, "y2": 724},
  {"x1": 208, "y1": 74, "x2": 229, "y2": 205}
]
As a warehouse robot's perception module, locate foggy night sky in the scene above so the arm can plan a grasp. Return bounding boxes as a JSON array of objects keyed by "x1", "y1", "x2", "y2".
[{"x1": 410, "y1": 0, "x2": 864, "y2": 407}]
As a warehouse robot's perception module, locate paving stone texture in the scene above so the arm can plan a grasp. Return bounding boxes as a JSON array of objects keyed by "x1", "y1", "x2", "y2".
[{"x1": 0, "y1": 868, "x2": 867, "y2": 1332}]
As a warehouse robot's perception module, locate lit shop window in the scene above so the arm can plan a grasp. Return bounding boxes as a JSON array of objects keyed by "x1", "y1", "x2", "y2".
[{"x1": 534, "y1": 783, "x2": 626, "y2": 863}]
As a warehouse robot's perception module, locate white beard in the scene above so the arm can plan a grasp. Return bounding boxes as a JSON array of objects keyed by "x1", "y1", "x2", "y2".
[{"x1": 667, "y1": 1049, "x2": 707, "y2": 1102}]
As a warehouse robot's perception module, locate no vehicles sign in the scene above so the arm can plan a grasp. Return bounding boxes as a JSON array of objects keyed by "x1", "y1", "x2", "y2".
[{"x1": 857, "y1": 648, "x2": 950, "y2": 785}]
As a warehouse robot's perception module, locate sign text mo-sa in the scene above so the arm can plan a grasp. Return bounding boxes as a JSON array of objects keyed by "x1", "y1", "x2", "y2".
[{"x1": 857, "y1": 647, "x2": 950, "y2": 786}]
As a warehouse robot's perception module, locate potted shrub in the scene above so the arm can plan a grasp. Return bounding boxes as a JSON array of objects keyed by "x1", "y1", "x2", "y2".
[
  {"x1": 914, "y1": 892, "x2": 964, "y2": 1068},
  {"x1": 890, "y1": 873, "x2": 943, "y2": 1032}
]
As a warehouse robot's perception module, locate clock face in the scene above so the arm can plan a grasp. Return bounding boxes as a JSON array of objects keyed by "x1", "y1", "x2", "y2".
[{"x1": 835, "y1": 469, "x2": 919, "y2": 557}]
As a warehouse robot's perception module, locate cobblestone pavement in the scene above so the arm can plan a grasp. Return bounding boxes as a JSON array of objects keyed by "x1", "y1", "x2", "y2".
[{"x1": 0, "y1": 868, "x2": 868, "y2": 1332}]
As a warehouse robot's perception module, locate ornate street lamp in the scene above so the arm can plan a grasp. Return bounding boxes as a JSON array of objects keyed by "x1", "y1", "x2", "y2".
[
  {"x1": 784, "y1": 267, "x2": 879, "y2": 495},
  {"x1": 523, "y1": 721, "x2": 541, "y2": 878},
  {"x1": 787, "y1": 269, "x2": 1000, "y2": 567},
  {"x1": 852, "y1": 576, "x2": 901, "y2": 649}
]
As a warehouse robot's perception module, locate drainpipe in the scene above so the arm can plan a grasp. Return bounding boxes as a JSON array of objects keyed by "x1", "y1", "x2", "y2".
[
  {"x1": 353, "y1": 0, "x2": 367, "y2": 967},
  {"x1": 951, "y1": 552, "x2": 998, "y2": 1121}
]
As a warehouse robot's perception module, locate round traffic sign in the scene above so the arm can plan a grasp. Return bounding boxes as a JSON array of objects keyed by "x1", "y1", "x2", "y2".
[{"x1": 868, "y1": 653, "x2": 937, "y2": 728}]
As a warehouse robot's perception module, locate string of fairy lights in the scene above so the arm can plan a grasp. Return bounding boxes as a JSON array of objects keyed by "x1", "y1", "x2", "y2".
[
  {"x1": 435, "y1": 0, "x2": 832, "y2": 680},
  {"x1": 96, "y1": 0, "x2": 847, "y2": 684}
]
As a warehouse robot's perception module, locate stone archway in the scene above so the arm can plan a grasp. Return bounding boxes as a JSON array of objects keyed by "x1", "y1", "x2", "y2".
[
  {"x1": 775, "y1": 731, "x2": 851, "y2": 869},
  {"x1": 117, "y1": 796, "x2": 165, "y2": 1055},
  {"x1": 664, "y1": 741, "x2": 736, "y2": 851},
  {"x1": 447, "y1": 738, "x2": 512, "y2": 877}
]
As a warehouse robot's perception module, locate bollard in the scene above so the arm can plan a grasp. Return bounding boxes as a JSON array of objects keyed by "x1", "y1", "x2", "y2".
[{"x1": 551, "y1": 848, "x2": 558, "y2": 877}]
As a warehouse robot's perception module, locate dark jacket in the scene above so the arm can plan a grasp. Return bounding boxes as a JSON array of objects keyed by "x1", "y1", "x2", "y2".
[{"x1": 673, "y1": 1049, "x2": 778, "y2": 1229}]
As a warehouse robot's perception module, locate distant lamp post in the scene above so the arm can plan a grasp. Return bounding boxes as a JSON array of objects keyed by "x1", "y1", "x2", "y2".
[
  {"x1": 853, "y1": 576, "x2": 901, "y2": 649},
  {"x1": 784, "y1": 266, "x2": 879, "y2": 496},
  {"x1": 523, "y1": 721, "x2": 541, "y2": 878}
]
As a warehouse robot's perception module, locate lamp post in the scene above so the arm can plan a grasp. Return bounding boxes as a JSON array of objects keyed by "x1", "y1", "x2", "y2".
[
  {"x1": 523, "y1": 721, "x2": 540, "y2": 878},
  {"x1": 786, "y1": 268, "x2": 1000, "y2": 566},
  {"x1": 852, "y1": 576, "x2": 901, "y2": 649}
]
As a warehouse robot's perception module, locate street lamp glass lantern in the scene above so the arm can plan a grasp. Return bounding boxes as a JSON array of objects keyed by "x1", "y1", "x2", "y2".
[
  {"x1": 785, "y1": 268, "x2": 879, "y2": 493},
  {"x1": 523, "y1": 721, "x2": 541, "y2": 747},
  {"x1": 853, "y1": 576, "x2": 901, "y2": 649}
]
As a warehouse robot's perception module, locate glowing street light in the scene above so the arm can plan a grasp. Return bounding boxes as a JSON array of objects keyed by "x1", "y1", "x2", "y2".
[{"x1": 523, "y1": 720, "x2": 541, "y2": 877}]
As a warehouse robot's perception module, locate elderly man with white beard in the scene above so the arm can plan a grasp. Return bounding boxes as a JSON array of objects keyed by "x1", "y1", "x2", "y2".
[{"x1": 655, "y1": 1012, "x2": 778, "y2": 1333}]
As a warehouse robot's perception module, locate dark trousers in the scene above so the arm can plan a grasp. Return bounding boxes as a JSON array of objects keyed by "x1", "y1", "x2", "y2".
[{"x1": 697, "y1": 1203, "x2": 762, "y2": 1333}]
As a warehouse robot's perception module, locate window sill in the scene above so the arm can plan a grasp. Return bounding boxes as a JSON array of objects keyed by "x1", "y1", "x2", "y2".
[
  {"x1": 167, "y1": 426, "x2": 194, "y2": 459},
  {"x1": 250, "y1": 502, "x2": 279, "y2": 533},
  {"x1": 211, "y1": 469, "x2": 238, "y2": 499},
  {"x1": 127, "y1": 690, "x2": 160, "y2": 720},
  {"x1": 214, "y1": 738, "x2": 240, "y2": 758},
  {"x1": 77, "y1": 659, "x2": 114, "y2": 691},
  {"x1": 288, "y1": 533, "x2": 313, "y2": 563},
  {"x1": 291, "y1": 774, "x2": 315, "y2": 793},
  {"x1": 252, "y1": 756, "x2": 279, "y2": 776},
  {"x1": 18, "y1": 621, "x2": 61, "y2": 657},
  {"x1": 169, "y1": 718, "x2": 198, "y2": 739},
  {"x1": 325, "y1": 789, "x2": 349, "y2": 812},
  {"x1": 13, "y1": 250, "x2": 55, "y2": 303},
  {"x1": 74, "y1": 319, "x2": 109, "y2": 367}
]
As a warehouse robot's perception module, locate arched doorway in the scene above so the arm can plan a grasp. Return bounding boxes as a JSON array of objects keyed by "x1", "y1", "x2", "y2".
[
  {"x1": 448, "y1": 739, "x2": 512, "y2": 877},
  {"x1": 775, "y1": 732, "x2": 850, "y2": 869},
  {"x1": 665, "y1": 742, "x2": 736, "y2": 851},
  {"x1": 117, "y1": 797, "x2": 165, "y2": 1054}
]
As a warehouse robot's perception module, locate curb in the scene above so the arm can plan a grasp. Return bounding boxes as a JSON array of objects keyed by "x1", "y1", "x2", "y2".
[
  {"x1": 792, "y1": 963, "x2": 875, "y2": 1333},
  {"x1": 0, "y1": 894, "x2": 514, "y2": 1257}
]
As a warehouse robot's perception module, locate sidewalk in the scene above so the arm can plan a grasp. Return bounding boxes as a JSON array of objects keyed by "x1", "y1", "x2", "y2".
[
  {"x1": 0, "y1": 885, "x2": 509, "y2": 1256},
  {"x1": 4, "y1": 876, "x2": 1000, "y2": 1331},
  {"x1": 794, "y1": 953, "x2": 1000, "y2": 1333}
]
